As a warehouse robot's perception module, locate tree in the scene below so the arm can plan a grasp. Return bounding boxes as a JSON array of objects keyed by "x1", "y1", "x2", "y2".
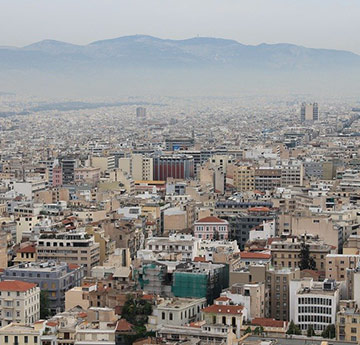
[
  {"x1": 287, "y1": 321, "x2": 301, "y2": 335},
  {"x1": 40, "y1": 290, "x2": 51, "y2": 319},
  {"x1": 321, "y1": 324, "x2": 336, "y2": 339},
  {"x1": 307, "y1": 325, "x2": 315, "y2": 337},
  {"x1": 299, "y1": 240, "x2": 316, "y2": 270},
  {"x1": 253, "y1": 326, "x2": 264, "y2": 335},
  {"x1": 244, "y1": 327, "x2": 252, "y2": 335}
]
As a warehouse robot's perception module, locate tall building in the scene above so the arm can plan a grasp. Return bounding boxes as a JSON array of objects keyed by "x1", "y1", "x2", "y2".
[
  {"x1": 136, "y1": 107, "x2": 146, "y2": 118},
  {"x1": 233, "y1": 165, "x2": 255, "y2": 192},
  {"x1": 267, "y1": 267, "x2": 300, "y2": 321},
  {"x1": 301, "y1": 102, "x2": 319, "y2": 122},
  {"x1": 153, "y1": 155, "x2": 194, "y2": 181},
  {"x1": 61, "y1": 158, "x2": 76, "y2": 185}
]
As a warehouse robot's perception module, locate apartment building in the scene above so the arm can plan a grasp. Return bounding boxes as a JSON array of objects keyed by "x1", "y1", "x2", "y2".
[
  {"x1": 271, "y1": 236, "x2": 333, "y2": 271},
  {"x1": 37, "y1": 231, "x2": 100, "y2": 276},
  {"x1": 194, "y1": 216, "x2": 229, "y2": 240},
  {"x1": 290, "y1": 278, "x2": 340, "y2": 334},
  {"x1": 2, "y1": 262, "x2": 84, "y2": 314},
  {"x1": 254, "y1": 167, "x2": 281, "y2": 192},
  {"x1": 266, "y1": 267, "x2": 300, "y2": 321},
  {"x1": 0, "y1": 280, "x2": 40, "y2": 326},
  {"x1": 233, "y1": 165, "x2": 255, "y2": 192},
  {"x1": 326, "y1": 254, "x2": 360, "y2": 281},
  {"x1": 337, "y1": 307, "x2": 360, "y2": 343}
]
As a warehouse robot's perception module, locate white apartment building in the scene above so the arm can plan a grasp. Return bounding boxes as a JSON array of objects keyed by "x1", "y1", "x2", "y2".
[
  {"x1": 0, "y1": 280, "x2": 40, "y2": 327},
  {"x1": 148, "y1": 297, "x2": 206, "y2": 330},
  {"x1": 144, "y1": 233, "x2": 201, "y2": 261},
  {"x1": 290, "y1": 278, "x2": 339, "y2": 334}
]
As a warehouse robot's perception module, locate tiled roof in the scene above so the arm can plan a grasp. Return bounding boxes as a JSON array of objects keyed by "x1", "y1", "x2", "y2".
[
  {"x1": 202, "y1": 304, "x2": 243, "y2": 315},
  {"x1": 116, "y1": 319, "x2": 134, "y2": 332},
  {"x1": 18, "y1": 245, "x2": 36, "y2": 253},
  {"x1": 196, "y1": 216, "x2": 227, "y2": 223},
  {"x1": 240, "y1": 251, "x2": 271, "y2": 259},
  {"x1": 251, "y1": 318, "x2": 286, "y2": 328},
  {"x1": 0, "y1": 280, "x2": 37, "y2": 292}
]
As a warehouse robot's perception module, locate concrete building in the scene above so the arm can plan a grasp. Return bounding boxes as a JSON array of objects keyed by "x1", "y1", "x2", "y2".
[
  {"x1": 255, "y1": 168, "x2": 281, "y2": 192},
  {"x1": 37, "y1": 231, "x2": 100, "y2": 276},
  {"x1": 2, "y1": 262, "x2": 84, "y2": 314},
  {"x1": 233, "y1": 166, "x2": 255, "y2": 192},
  {"x1": 0, "y1": 323, "x2": 41, "y2": 345},
  {"x1": 150, "y1": 297, "x2": 206, "y2": 328},
  {"x1": 202, "y1": 298, "x2": 245, "y2": 338},
  {"x1": 0, "y1": 280, "x2": 40, "y2": 326},
  {"x1": 301, "y1": 102, "x2": 319, "y2": 122},
  {"x1": 144, "y1": 233, "x2": 201, "y2": 261},
  {"x1": 194, "y1": 216, "x2": 229, "y2": 240},
  {"x1": 153, "y1": 155, "x2": 194, "y2": 181},
  {"x1": 290, "y1": 278, "x2": 340, "y2": 334},
  {"x1": 271, "y1": 236, "x2": 333, "y2": 271},
  {"x1": 337, "y1": 307, "x2": 360, "y2": 343},
  {"x1": 222, "y1": 282, "x2": 266, "y2": 320},
  {"x1": 326, "y1": 254, "x2": 360, "y2": 281},
  {"x1": 266, "y1": 267, "x2": 300, "y2": 321},
  {"x1": 280, "y1": 160, "x2": 304, "y2": 187},
  {"x1": 61, "y1": 158, "x2": 76, "y2": 184}
]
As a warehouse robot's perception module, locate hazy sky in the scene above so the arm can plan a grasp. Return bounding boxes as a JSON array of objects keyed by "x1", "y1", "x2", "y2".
[{"x1": 1, "y1": 0, "x2": 360, "y2": 54}]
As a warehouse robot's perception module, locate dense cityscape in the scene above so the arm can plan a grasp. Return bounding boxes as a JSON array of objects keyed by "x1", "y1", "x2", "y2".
[{"x1": 0, "y1": 91, "x2": 359, "y2": 345}]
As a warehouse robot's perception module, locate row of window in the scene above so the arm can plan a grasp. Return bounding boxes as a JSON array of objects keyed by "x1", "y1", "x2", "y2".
[
  {"x1": 298, "y1": 297, "x2": 332, "y2": 306},
  {"x1": 298, "y1": 306, "x2": 332, "y2": 315},
  {"x1": 298, "y1": 315, "x2": 332, "y2": 324}
]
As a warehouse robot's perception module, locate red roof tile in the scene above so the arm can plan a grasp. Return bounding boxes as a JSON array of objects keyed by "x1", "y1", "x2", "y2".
[
  {"x1": 18, "y1": 245, "x2": 36, "y2": 253},
  {"x1": 251, "y1": 318, "x2": 286, "y2": 328},
  {"x1": 248, "y1": 207, "x2": 270, "y2": 212},
  {"x1": 215, "y1": 297, "x2": 231, "y2": 302},
  {"x1": 116, "y1": 319, "x2": 134, "y2": 332},
  {"x1": 196, "y1": 216, "x2": 227, "y2": 224},
  {"x1": 240, "y1": 252, "x2": 271, "y2": 259},
  {"x1": 0, "y1": 280, "x2": 37, "y2": 292},
  {"x1": 202, "y1": 304, "x2": 243, "y2": 315}
]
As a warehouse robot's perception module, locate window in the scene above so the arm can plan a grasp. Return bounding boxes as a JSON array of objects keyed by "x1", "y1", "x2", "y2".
[
  {"x1": 169, "y1": 313, "x2": 173, "y2": 321},
  {"x1": 162, "y1": 312, "x2": 165, "y2": 320},
  {"x1": 351, "y1": 328, "x2": 357, "y2": 333},
  {"x1": 24, "y1": 336, "x2": 28, "y2": 343}
]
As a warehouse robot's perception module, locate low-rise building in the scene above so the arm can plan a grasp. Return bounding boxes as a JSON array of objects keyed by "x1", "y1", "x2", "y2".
[{"x1": 0, "y1": 280, "x2": 40, "y2": 326}]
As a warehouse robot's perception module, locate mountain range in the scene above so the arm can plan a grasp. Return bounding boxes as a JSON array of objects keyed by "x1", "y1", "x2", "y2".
[{"x1": 1, "y1": 35, "x2": 359, "y2": 96}]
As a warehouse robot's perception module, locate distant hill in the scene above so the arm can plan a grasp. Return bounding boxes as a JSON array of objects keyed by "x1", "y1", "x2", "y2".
[{"x1": 1, "y1": 35, "x2": 359, "y2": 96}]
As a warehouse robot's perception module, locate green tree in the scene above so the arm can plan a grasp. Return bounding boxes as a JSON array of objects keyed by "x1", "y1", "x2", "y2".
[
  {"x1": 40, "y1": 290, "x2": 51, "y2": 319},
  {"x1": 321, "y1": 324, "x2": 336, "y2": 339},
  {"x1": 287, "y1": 321, "x2": 301, "y2": 335},
  {"x1": 244, "y1": 326, "x2": 252, "y2": 335},
  {"x1": 253, "y1": 326, "x2": 264, "y2": 335},
  {"x1": 307, "y1": 325, "x2": 315, "y2": 337},
  {"x1": 299, "y1": 240, "x2": 316, "y2": 270}
]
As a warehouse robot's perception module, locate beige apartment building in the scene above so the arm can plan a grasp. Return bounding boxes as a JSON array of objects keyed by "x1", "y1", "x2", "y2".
[
  {"x1": 343, "y1": 235, "x2": 360, "y2": 254},
  {"x1": 337, "y1": 308, "x2": 360, "y2": 343},
  {"x1": 233, "y1": 166, "x2": 255, "y2": 192},
  {"x1": 326, "y1": 254, "x2": 360, "y2": 281},
  {"x1": 0, "y1": 323, "x2": 40, "y2": 345},
  {"x1": 271, "y1": 237, "x2": 333, "y2": 271},
  {"x1": 0, "y1": 280, "x2": 40, "y2": 327},
  {"x1": 37, "y1": 231, "x2": 100, "y2": 276}
]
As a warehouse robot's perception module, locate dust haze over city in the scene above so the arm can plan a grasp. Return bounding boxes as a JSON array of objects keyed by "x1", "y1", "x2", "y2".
[{"x1": 1, "y1": 1, "x2": 360, "y2": 345}]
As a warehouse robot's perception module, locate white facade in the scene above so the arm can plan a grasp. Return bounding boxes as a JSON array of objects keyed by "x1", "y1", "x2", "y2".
[
  {"x1": 290, "y1": 278, "x2": 339, "y2": 334},
  {"x1": 249, "y1": 219, "x2": 276, "y2": 241}
]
